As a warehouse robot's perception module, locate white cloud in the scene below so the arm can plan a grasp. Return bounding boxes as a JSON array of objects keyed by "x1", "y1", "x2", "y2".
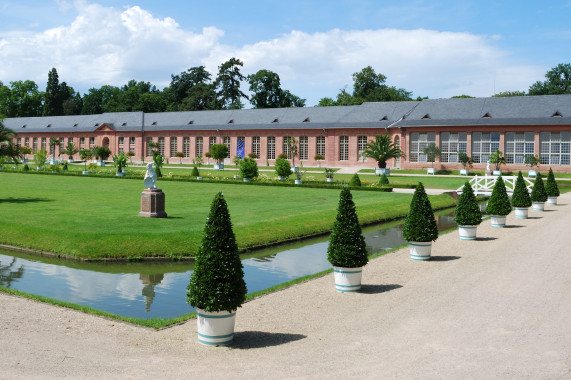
[{"x1": 0, "y1": 2, "x2": 545, "y2": 105}]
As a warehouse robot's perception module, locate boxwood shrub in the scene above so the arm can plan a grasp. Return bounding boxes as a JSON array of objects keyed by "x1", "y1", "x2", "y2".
[
  {"x1": 190, "y1": 166, "x2": 200, "y2": 177},
  {"x1": 545, "y1": 168, "x2": 560, "y2": 197},
  {"x1": 485, "y1": 176, "x2": 512, "y2": 216},
  {"x1": 327, "y1": 187, "x2": 368, "y2": 268},
  {"x1": 275, "y1": 158, "x2": 292, "y2": 178},
  {"x1": 530, "y1": 173, "x2": 548, "y2": 202},
  {"x1": 454, "y1": 182, "x2": 482, "y2": 226},
  {"x1": 402, "y1": 182, "x2": 439, "y2": 242},
  {"x1": 379, "y1": 173, "x2": 389, "y2": 185},
  {"x1": 511, "y1": 171, "x2": 532, "y2": 208},
  {"x1": 349, "y1": 173, "x2": 361, "y2": 187},
  {"x1": 186, "y1": 192, "x2": 247, "y2": 312},
  {"x1": 239, "y1": 157, "x2": 259, "y2": 179}
]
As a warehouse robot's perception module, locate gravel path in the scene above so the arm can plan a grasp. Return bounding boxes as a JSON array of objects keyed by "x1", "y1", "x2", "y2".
[{"x1": 1, "y1": 194, "x2": 570, "y2": 379}]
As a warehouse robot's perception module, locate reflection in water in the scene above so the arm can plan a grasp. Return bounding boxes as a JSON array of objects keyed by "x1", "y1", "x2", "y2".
[{"x1": 0, "y1": 208, "x2": 459, "y2": 319}]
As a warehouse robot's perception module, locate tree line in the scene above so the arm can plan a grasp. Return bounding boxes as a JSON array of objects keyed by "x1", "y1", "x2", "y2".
[{"x1": 0, "y1": 61, "x2": 570, "y2": 118}]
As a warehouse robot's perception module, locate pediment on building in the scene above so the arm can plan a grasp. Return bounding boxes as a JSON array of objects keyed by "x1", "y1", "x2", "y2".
[{"x1": 95, "y1": 123, "x2": 115, "y2": 132}]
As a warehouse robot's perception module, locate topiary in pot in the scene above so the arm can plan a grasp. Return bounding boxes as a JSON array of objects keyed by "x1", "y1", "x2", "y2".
[
  {"x1": 402, "y1": 182, "x2": 439, "y2": 260},
  {"x1": 511, "y1": 171, "x2": 532, "y2": 218},
  {"x1": 187, "y1": 192, "x2": 247, "y2": 346},
  {"x1": 327, "y1": 187, "x2": 368, "y2": 292},
  {"x1": 379, "y1": 173, "x2": 389, "y2": 185},
  {"x1": 530, "y1": 172, "x2": 548, "y2": 211},
  {"x1": 239, "y1": 157, "x2": 258, "y2": 181},
  {"x1": 545, "y1": 168, "x2": 560, "y2": 205},
  {"x1": 349, "y1": 173, "x2": 361, "y2": 187},
  {"x1": 191, "y1": 166, "x2": 200, "y2": 177},
  {"x1": 454, "y1": 182, "x2": 482, "y2": 240},
  {"x1": 485, "y1": 176, "x2": 512, "y2": 227},
  {"x1": 275, "y1": 157, "x2": 292, "y2": 179}
]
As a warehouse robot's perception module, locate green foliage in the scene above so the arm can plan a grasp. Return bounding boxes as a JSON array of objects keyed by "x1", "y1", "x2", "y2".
[
  {"x1": 239, "y1": 157, "x2": 259, "y2": 179},
  {"x1": 327, "y1": 188, "x2": 368, "y2": 268},
  {"x1": 349, "y1": 173, "x2": 361, "y2": 187},
  {"x1": 423, "y1": 143, "x2": 441, "y2": 167},
  {"x1": 528, "y1": 63, "x2": 571, "y2": 95},
  {"x1": 34, "y1": 149, "x2": 47, "y2": 168},
  {"x1": 379, "y1": 173, "x2": 390, "y2": 185},
  {"x1": 402, "y1": 182, "x2": 439, "y2": 242},
  {"x1": 454, "y1": 182, "x2": 482, "y2": 225},
  {"x1": 112, "y1": 152, "x2": 128, "y2": 173},
  {"x1": 187, "y1": 192, "x2": 247, "y2": 312},
  {"x1": 458, "y1": 151, "x2": 472, "y2": 169},
  {"x1": 191, "y1": 166, "x2": 200, "y2": 177},
  {"x1": 511, "y1": 171, "x2": 532, "y2": 208},
  {"x1": 215, "y1": 57, "x2": 248, "y2": 109},
  {"x1": 209, "y1": 144, "x2": 228, "y2": 162},
  {"x1": 545, "y1": 168, "x2": 560, "y2": 197},
  {"x1": 275, "y1": 157, "x2": 292, "y2": 178},
  {"x1": 314, "y1": 154, "x2": 324, "y2": 161},
  {"x1": 232, "y1": 155, "x2": 242, "y2": 167},
  {"x1": 485, "y1": 176, "x2": 512, "y2": 215},
  {"x1": 324, "y1": 168, "x2": 336, "y2": 179},
  {"x1": 489, "y1": 149, "x2": 506, "y2": 171},
  {"x1": 192, "y1": 155, "x2": 203, "y2": 168},
  {"x1": 277, "y1": 153, "x2": 288, "y2": 160},
  {"x1": 92, "y1": 146, "x2": 111, "y2": 161},
  {"x1": 363, "y1": 134, "x2": 404, "y2": 168},
  {"x1": 524, "y1": 155, "x2": 540, "y2": 168},
  {"x1": 22, "y1": 163, "x2": 29, "y2": 171},
  {"x1": 248, "y1": 152, "x2": 259, "y2": 159},
  {"x1": 530, "y1": 173, "x2": 548, "y2": 202},
  {"x1": 248, "y1": 69, "x2": 305, "y2": 108}
]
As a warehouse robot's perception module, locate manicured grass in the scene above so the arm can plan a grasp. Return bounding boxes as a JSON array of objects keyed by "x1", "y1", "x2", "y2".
[{"x1": 0, "y1": 172, "x2": 456, "y2": 259}]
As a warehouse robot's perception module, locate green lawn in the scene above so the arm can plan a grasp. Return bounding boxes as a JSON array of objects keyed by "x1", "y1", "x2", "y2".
[{"x1": 0, "y1": 172, "x2": 456, "y2": 259}]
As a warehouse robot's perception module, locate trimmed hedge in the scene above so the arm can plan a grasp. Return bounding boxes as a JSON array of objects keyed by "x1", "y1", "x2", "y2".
[
  {"x1": 190, "y1": 166, "x2": 200, "y2": 177},
  {"x1": 402, "y1": 182, "x2": 439, "y2": 242},
  {"x1": 454, "y1": 182, "x2": 482, "y2": 226},
  {"x1": 379, "y1": 173, "x2": 390, "y2": 185},
  {"x1": 485, "y1": 176, "x2": 512, "y2": 216},
  {"x1": 327, "y1": 187, "x2": 369, "y2": 268},
  {"x1": 239, "y1": 157, "x2": 259, "y2": 179},
  {"x1": 530, "y1": 173, "x2": 548, "y2": 202},
  {"x1": 511, "y1": 171, "x2": 532, "y2": 208},
  {"x1": 349, "y1": 173, "x2": 362, "y2": 187},
  {"x1": 186, "y1": 192, "x2": 247, "y2": 312},
  {"x1": 545, "y1": 168, "x2": 560, "y2": 197}
]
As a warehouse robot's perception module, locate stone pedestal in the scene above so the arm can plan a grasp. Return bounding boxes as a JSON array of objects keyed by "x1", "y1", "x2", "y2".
[{"x1": 139, "y1": 188, "x2": 167, "y2": 218}]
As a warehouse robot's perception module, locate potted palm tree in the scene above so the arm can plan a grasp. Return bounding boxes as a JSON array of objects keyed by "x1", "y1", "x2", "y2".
[
  {"x1": 402, "y1": 183, "x2": 439, "y2": 260},
  {"x1": 112, "y1": 152, "x2": 128, "y2": 176},
  {"x1": 233, "y1": 155, "x2": 242, "y2": 179},
  {"x1": 530, "y1": 172, "x2": 548, "y2": 211},
  {"x1": 485, "y1": 176, "x2": 512, "y2": 227},
  {"x1": 186, "y1": 193, "x2": 247, "y2": 346},
  {"x1": 239, "y1": 157, "x2": 258, "y2": 182},
  {"x1": 62, "y1": 142, "x2": 79, "y2": 163},
  {"x1": 79, "y1": 149, "x2": 92, "y2": 175},
  {"x1": 34, "y1": 149, "x2": 48, "y2": 170},
  {"x1": 275, "y1": 157, "x2": 292, "y2": 180},
  {"x1": 327, "y1": 188, "x2": 368, "y2": 292},
  {"x1": 458, "y1": 152, "x2": 472, "y2": 175},
  {"x1": 511, "y1": 171, "x2": 532, "y2": 219},
  {"x1": 324, "y1": 168, "x2": 336, "y2": 183},
  {"x1": 545, "y1": 168, "x2": 560, "y2": 205},
  {"x1": 455, "y1": 182, "x2": 482, "y2": 240},
  {"x1": 489, "y1": 149, "x2": 506, "y2": 176},
  {"x1": 363, "y1": 135, "x2": 403, "y2": 176},
  {"x1": 423, "y1": 143, "x2": 440, "y2": 174},
  {"x1": 524, "y1": 155, "x2": 540, "y2": 177}
]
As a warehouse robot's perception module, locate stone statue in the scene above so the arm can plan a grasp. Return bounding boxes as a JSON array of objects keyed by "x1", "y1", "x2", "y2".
[
  {"x1": 144, "y1": 162, "x2": 157, "y2": 189},
  {"x1": 486, "y1": 160, "x2": 490, "y2": 171}
]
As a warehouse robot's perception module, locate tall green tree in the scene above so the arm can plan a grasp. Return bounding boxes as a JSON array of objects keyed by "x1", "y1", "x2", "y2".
[
  {"x1": 529, "y1": 63, "x2": 571, "y2": 95},
  {"x1": 0, "y1": 80, "x2": 44, "y2": 117},
  {"x1": 43, "y1": 68, "x2": 64, "y2": 116},
  {"x1": 215, "y1": 57, "x2": 249, "y2": 109},
  {"x1": 248, "y1": 69, "x2": 305, "y2": 108}
]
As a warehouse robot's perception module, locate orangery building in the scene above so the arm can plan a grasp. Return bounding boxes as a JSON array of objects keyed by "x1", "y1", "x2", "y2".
[{"x1": 5, "y1": 94, "x2": 571, "y2": 172}]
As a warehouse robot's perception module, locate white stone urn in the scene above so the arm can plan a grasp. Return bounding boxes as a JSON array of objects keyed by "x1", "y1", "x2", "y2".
[{"x1": 333, "y1": 266, "x2": 363, "y2": 292}]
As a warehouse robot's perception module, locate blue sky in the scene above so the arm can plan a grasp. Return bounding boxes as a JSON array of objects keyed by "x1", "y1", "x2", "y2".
[{"x1": 1, "y1": 0, "x2": 570, "y2": 106}]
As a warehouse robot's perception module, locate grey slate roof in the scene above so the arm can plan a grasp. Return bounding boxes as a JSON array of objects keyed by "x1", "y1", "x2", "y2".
[{"x1": 5, "y1": 95, "x2": 571, "y2": 134}]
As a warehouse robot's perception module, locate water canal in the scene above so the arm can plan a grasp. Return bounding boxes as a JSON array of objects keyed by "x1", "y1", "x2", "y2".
[{"x1": 0, "y1": 211, "x2": 459, "y2": 320}]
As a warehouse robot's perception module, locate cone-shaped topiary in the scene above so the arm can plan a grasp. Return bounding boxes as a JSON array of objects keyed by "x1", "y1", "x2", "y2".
[
  {"x1": 187, "y1": 192, "x2": 247, "y2": 313},
  {"x1": 327, "y1": 188, "x2": 369, "y2": 268},
  {"x1": 349, "y1": 173, "x2": 361, "y2": 187},
  {"x1": 23, "y1": 164, "x2": 29, "y2": 171},
  {"x1": 511, "y1": 171, "x2": 532, "y2": 208},
  {"x1": 402, "y1": 182, "x2": 439, "y2": 242},
  {"x1": 485, "y1": 176, "x2": 512, "y2": 216},
  {"x1": 454, "y1": 182, "x2": 482, "y2": 226},
  {"x1": 545, "y1": 168, "x2": 560, "y2": 197},
  {"x1": 379, "y1": 173, "x2": 390, "y2": 185},
  {"x1": 530, "y1": 173, "x2": 548, "y2": 202},
  {"x1": 191, "y1": 166, "x2": 200, "y2": 177}
]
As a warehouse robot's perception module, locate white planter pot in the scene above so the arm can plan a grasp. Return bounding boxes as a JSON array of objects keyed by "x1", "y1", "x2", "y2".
[
  {"x1": 532, "y1": 202, "x2": 545, "y2": 211},
  {"x1": 514, "y1": 207, "x2": 529, "y2": 219},
  {"x1": 547, "y1": 196, "x2": 558, "y2": 205},
  {"x1": 82, "y1": 171, "x2": 89, "y2": 175},
  {"x1": 459, "y1": 169, "x2": 468, "y2": 176},
  {"x1": 243, "y1": 178, "x2": 251, "y2": 182},
  {"x1": 426, "y1": 168, "x2": 435, "y2": 175},
  {"x1": 233, "y1": 175, "x2": 240, "y2": 179},
  {"x1": 528, "y1": 170, "x2": 537, "y2": 177},
  {"x1": 333, "y1": 266, "x2": 363, "y2": 292},
  {"x1": 116, "y1": 172, "x2": 124, "y2": 177},
  {"x1": 277, "y1": 176, "x2": 285, "y2": 180},
  {"x1": 409, "y1": 241, "x2": 432, "y2": 261},
  {"x1": 491, "y1": 215, "x2": 506, "y2": 227},
  {"x1": 214, "y1": 163, "x2": 224, "y2": 170},
  {"x1": 458, "y1": 225, "x2": 478, "y2": 240},
  {"x1": 493, "y1": 170, "x2": 502, "y2": 176},
  {"x1": 326, "y1": 178, "x2": 334, "y2": 183},
  {"x1": 294, "y1": 180, "x2": 302, "y2": 185},
  {"x1": 196, "y1": 309, "x2": 236, "y2": 346},
  {"x1": 196, "y1": 176, "x2": 202, "y2": 180},
  {"x1": 68, "y1": 159, "x2": 74, "y2": 163},
  {"x1": 375, "y1": 168, "x2": 390, "y2": 176}
]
